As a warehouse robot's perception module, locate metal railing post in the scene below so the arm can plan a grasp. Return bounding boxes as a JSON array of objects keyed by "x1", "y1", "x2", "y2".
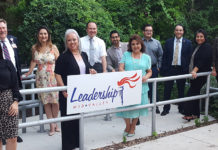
[
  {"x1": 205, "y1": 74, "x2": 211, "y2": 116},
  {"x1": 21, "y1": 105, "x2": 27, "y2": 133},
  {"x1": 79, "y1": 113, "x2": 85, "y2": 150},
  {"x1": 31, "y1": 82, "x2": 36, "y2": 116},
  {"x1": 38, "y1": 101, "x2": 45, "y2": 132},
  {"x1": 151, "y1": 80, "x2": 157, "y2": 135},
  {"x1": 21, "y1": 83, "x2": 27, "y2": 133},
  {"x1": 104, "y1": 110, "x2": 112, "y2": 121}
]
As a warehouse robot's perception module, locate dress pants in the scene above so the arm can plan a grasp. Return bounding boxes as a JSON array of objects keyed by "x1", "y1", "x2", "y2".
[
  {"x1": 148, "y1": 66, "x2": 160, "y2": 103},
  {"x1": 59, "y1": 94, "x2": 79, "y2": 150},
  {"x1": 183, "y1": 76, "x2": 207, "y2": 117},
  {"x1": 92, "y1": 63, "x2": 103, "y2": 73},
  {"x1": 163, "y1": 66, "x2": 186, "y2": 112}
]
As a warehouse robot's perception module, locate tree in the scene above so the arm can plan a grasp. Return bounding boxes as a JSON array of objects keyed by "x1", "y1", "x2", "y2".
[{"x1": 8, "y1": 0, "x2": 115, "y2": 64}]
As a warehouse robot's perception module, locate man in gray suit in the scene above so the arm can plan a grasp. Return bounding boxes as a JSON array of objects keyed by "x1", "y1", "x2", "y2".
[{"x1": 107, "y1": 30, "x2": 127, "y2": 72}]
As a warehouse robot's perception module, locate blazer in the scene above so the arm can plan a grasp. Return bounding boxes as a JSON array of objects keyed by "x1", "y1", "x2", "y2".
[
  {"x1": 55, "y1": 50, "x2": 91, "y2": 86},
  {"x1": 212, "y1": 37, "x2": 218, "y2": 70},
  {"x1": 160, "y1": 37, "x2": 193, "y2": 76},
  {"x1": 7, "y1": 35, "x2": 22, "y2": 88},
  {"x1": 55, "y1": 50, "x2": 91, "y2": 116},
  {"x1": 194, "y1": 42, "x2": 212, "y2": 73},
  {"x1": 106, "y1": 42, "x2": 127, "y2": 72}
]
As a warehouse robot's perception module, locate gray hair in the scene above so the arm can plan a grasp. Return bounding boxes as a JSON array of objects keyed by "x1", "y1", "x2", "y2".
[{"x1": 64, "y1": 29, "x2": 81, "y2": 53}]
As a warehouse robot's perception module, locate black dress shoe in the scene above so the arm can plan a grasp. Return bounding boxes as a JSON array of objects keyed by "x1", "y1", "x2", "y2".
[
  {"x1": 161, "y1": 110, "x2": 169, "y2": 116},
  {"x1": 136, "y1": 118, "x2": 140, "y2": 125},
  {"x1": 2, "y1": 139, "x2": 6, "y2": 145},
  {"x1": 17, "y1": 136, "x2": 23, "y2": 143},
  {"x1": 156, "y1": 107, "x2": 160, "y2": 114}
]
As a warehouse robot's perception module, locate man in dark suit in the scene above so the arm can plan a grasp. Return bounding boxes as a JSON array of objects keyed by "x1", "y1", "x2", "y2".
[
  {"x1": 160, "y1": 24, "x2": 193, "y2": 116},
  {"x1": 0, "y1": 18, "x2": 23, "y2": 143}
]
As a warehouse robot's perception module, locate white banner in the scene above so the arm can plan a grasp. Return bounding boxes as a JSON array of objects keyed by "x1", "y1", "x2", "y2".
[{"x1": 67, "y1": 70, "x2": 142, "y2": 114}]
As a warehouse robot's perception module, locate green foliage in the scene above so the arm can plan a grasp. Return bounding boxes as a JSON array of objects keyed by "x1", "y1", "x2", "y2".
[
  {"x1": 194, "y1": 118, "x2": 201, "y2": 127},
  {"x1": 202, "y1": 116, "x2": 209, "y2": 124},
  {"x1": 98, "y1": 0, "x2": 190, "y2": 44},
  {"x1": 122, "y1": 136, "x2": 127, "y2": 143},
  {"x1": 7, "y1": 0, "x2": 114, "y2": 64},
  {"x1": 209, "y1": 76, "x2": 218, "y2": 119},
  {"x1": 152, "y1": 131, "x2": 158, "y2": 137},
  {"x1": 4, "y1": 0, "x2": 218, "y2": 65}
]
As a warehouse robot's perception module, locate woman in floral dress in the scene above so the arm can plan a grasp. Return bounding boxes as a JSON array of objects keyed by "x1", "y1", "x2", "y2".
[{"x1": 25, "y1": 26, "x2": 60, "y2": 136}]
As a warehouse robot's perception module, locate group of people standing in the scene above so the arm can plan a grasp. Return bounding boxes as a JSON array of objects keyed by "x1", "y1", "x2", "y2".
[
  {"x1": 0, "y1": 17, "x2": 217, "y2": 150},
  {"x1": 107, "y1": 24, "x2": 214, "y2": 136}
]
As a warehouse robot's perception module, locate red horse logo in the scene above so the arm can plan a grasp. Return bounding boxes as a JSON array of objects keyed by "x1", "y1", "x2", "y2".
[{"x1": 117, "y1": 73, "x2": 140, "y2": 88}]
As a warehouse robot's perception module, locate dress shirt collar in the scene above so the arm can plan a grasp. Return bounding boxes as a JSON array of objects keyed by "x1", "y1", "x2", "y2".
[
  {"x1": 142, "y1": 37, "x2": 153, "y2": 42},
  {"x1": 88, "y1": 35, "x2": 96, "y2": 40},
  {"x1": 0, "y1": 37, "x2": 9, "y2": 43},
  {"x1": 174, "y1": 37, "x2": 183, "y2": 43},
  {"x1": 112, "y1": 42, "x2": 121, "y2": 49}
]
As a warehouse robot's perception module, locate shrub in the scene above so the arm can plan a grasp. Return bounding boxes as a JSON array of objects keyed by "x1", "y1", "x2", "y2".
[{"x1": 8, "y1": 0, "x2": 115, "y2": 64}]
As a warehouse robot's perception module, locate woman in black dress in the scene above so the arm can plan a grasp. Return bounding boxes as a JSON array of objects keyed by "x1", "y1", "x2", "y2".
[
  {"x1": 55, "y1": 29, "x2": 96, "y2": 150},
  {"x1": 183, "y1": 29, "x2": 212, "y2": 121},
  {"x1": 0, "y1": 48, "x2": 22, "y2": 150}
]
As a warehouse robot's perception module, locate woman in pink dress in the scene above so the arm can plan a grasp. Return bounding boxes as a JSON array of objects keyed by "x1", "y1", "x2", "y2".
[{"x1": 25, "y1": 26, "x2": 60, "y2": 136}]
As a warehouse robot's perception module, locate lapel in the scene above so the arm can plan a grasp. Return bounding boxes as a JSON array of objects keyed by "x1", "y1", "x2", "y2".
[
  {"x1": 181, "y1": 38, "x2": 186, "y2": 56},
  {"x1": 7, "y1": 36, "x2": 18, "y2": 50},
  {"x1": 68, "y1": 50, "x2": 79, "y2": 71},
  {"x1": 170, "y1": 38, "x2": 175, "y2": 57}
]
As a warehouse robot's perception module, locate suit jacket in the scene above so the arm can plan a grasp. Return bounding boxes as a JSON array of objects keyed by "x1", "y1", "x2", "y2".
[
  {"x1": 55, "y1": 50, "x2": 91, "y2": 116},
  {"x1": 106, "y1": 42, "x2": 127, "y2": 71},
  {"x1": 212, "y1": 37, "x2": 218, "y2": 70},
  {"x1": 194, "y1": 42, "x2": 212, "y2": 72},
  {"x1": 6, "y1": 35, "x2": 22, "y2": 88},
  {"x1": 160, "y1": 37, "x2": 193, "y2": 76}
]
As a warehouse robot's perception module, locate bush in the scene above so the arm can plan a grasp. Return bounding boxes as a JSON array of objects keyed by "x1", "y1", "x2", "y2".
[{"x1": 8, "y1": 0, "x2": 115, "y2": 64}]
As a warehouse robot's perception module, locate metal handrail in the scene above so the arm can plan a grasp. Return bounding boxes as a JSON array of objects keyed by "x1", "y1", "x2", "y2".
[{"x1": 18, "y1": 71, "x2": 214, "y2": 150}]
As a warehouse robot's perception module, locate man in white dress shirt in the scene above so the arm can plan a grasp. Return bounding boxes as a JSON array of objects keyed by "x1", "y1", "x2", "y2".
[{"x1": 80, "y1": 22, "x2": 107, "y2": 73}]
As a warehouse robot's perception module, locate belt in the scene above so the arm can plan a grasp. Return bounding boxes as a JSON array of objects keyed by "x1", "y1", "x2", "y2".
[{"x1": 172, "y1": 65, "x2": 181, "y2": 68}]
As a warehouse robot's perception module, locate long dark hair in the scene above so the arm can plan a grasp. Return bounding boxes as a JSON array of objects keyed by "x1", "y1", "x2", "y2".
[{"x1": 35, "y1": 26, "x2": 53, "y2": 51}]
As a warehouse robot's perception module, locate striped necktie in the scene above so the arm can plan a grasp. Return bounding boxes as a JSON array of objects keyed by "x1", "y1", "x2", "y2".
[{"x1": 1, "y1": 41, "x2": 11, "y2": 60}]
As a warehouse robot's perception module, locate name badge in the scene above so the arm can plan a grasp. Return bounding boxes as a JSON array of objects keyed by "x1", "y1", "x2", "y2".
[{"x1": 12, "y1": 43, "x2": 17, "y2": 48}]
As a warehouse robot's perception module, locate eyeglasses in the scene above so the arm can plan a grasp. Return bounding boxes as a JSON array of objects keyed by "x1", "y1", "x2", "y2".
[
  {"x1": 144, "y1": 30, "x2": 153, "y2": 32},
  {"x1": 111, "y1": 36, "x2": 119, "y2": 39}
]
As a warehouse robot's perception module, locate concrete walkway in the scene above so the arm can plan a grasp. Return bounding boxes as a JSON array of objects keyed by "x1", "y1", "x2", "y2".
[
  {"x1": 4, "y1": 105, "x2": 216, "y2": 150},
  {"x1": 123, "y1": 123, "x2": 218, "y2": 150}
]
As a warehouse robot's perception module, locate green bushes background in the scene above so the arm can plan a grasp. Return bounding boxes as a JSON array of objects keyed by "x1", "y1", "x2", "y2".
[
  {"x1": 1, "y1": 0, "x2": 218, "y2": 118},
  {"x1": 3, "y1": 0, "x2": 217, "y2": 64}
]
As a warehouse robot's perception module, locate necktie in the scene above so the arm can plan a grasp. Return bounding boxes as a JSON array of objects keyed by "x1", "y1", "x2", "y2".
[
  {"x1": 89, "y1": 38, "x2": 95, "y2": 66},
  {"x1": 173, "y1": 40, "x2": 179, "y2": 65}
]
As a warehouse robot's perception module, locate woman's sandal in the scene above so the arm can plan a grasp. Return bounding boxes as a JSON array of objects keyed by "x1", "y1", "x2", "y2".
[
  {"x1": 49, "y1": 131, "x2": 55, "y2": 136},
  {"x1": 55, "y1": 124, "x2": 60, "y2": 132}
]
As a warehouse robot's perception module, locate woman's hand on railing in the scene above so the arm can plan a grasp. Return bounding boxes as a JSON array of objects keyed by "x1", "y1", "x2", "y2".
[
  {"x1": 62, "y1": 91, "x2": 68, "y2": 98},
  {"x1": 191, "y1": 71, "x2": 197, "y2": 79},
  {"x1": 23, "y1": 71, "x2": 31, "y2": 78},
  {"x1": 142, "y1": 76, "x2": 148, "y2": 83}
]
